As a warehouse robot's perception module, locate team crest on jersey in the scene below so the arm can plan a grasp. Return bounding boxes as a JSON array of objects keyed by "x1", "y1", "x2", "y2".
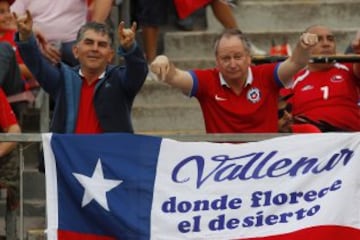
[
  {"x1": 330, "y1": 74, "x2": 344, "y2": 83},
  {"x1": 247, "y1": 87, "x2": 261, "y2": 103}
]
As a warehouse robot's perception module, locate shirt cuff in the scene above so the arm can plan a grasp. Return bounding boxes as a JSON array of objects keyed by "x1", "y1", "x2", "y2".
[{"x1": 14, "y1": 32, "x2": 36, "y2": 44}]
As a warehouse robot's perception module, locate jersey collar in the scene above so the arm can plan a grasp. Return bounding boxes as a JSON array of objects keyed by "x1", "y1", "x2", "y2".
[
  {"x1": 78, "y1": 69, "x2": 106, "y2": 79},
  {"x1": 219, "y1": 67, "x2": 253, "y2": 87}
]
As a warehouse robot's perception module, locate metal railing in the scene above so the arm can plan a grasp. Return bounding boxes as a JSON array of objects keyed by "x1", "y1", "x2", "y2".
[
  {"x1": 0, "y1": 132, "x2": 291, "y2": 143},
  {"x1": 252, "y1": 54, "x2": 360, "y2": 64}
]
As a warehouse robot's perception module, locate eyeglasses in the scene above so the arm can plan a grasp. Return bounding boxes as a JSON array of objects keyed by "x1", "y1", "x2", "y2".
[{"x1": 278, "y1": 104, "x2": 292, "y2": 118}]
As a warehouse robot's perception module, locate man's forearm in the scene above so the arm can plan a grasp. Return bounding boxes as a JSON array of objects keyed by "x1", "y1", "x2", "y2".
[
  {"x1": 91, "y1": 0, "x2": 114, "y2": 23},
  {"x1": 15, "y1": 33, "x2": 61, "y2": 93},
  {"x1": 123, "y1": 44, "x2": 148, "y2": 90},
  {"x1": 278, "y1": 33, "x2": 317, "y2": 85}
]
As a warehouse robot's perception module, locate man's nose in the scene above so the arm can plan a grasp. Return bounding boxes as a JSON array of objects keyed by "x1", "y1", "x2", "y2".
[
  {"x1": 91, "y1": 43, "x2": 99, "y2": 50},
  {"x1": 229, "y1": 57, "x2": 237, "y2": 67}
]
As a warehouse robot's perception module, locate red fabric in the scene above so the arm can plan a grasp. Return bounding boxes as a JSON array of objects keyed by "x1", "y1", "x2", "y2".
[
  {"x1": 193, "y1": 64, "x2": 280, "y2": 133},
  {"x1": 75, "y1": 78, "x2": 103, "y2": 134},
  {"x1": 279, "y1": 88, "x2": 292, "y2": 98},
  {"x1": 173, "y1": 0, "x2": 212, "y2": 19},
  {"x1": 269, "y1": 43, "x2": 291, "y2": 56},
  {"x1": 236, "y1": 225, "x2": 360, "y2": 240},
  {"x1": 291, "y1": 63, "x2": 360, "y2": 131},
  {"x1": 0, "y1": 88, "x2": 18, "y2": 129},
  {"x1": 58, "y1": 230, "x2": 115, "y2": 240}
]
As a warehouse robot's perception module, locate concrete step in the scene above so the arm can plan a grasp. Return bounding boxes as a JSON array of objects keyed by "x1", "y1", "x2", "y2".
[
  {"x1": 22, "y1": 142, "x2": 41, "y2": 169},
  {"x1": 0, "y1": 216, "x2": 45, "y2": 240},
  {"x1": 23, "y1": 170, "x2": 45, "y2": 200},
  {"x1": 132, "y1": 103, "x2": 205, "y2": 133},
  {"x1": 133, "y1": 81, "x2": 192, "y2": 105},
  {"x1": 207, "y1": 0, "x2": 360, "y2": 32},
  {"x1": 27, "y1": 228, "x2": 45, "y2": 240},
  {"x1": 169, "y1": 57, "x2": 214, "y2": 70},
  {"x1": 164, "y1": 0, "x2": 359, "y2": 67},
  {"x1": 0, "y1": 199, "x2": 45, "y2": 218},
  {"x1": 132, "y1": 81, "x2": 205, "y2": 133},
  {"x1": 0, "y1": 150, "x2": 45, "y2": 219},
  {"x1": 164, "y1": 29, "x2": 357, "y2": 61}
]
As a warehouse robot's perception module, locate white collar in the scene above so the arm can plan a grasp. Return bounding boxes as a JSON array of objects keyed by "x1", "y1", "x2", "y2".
[
  {"x1": 219, "y1": 67, "x2": 253, "y2": 87},
  {"x1": 79, "y1": 69, "x2": 106, "y2": 79}
]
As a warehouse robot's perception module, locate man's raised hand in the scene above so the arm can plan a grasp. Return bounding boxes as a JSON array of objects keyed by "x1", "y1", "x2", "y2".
[
  {"x1": 150, "y1": 55, "x2": 171, "y2": 82},
  {"x1": 13, "y1": 10, "x2": 33, "y2": 41},
  {"x1": 118, "y1": 21, "x2": 137, "y2": 50},
  {"x1": 300, "y1": 32, "x2": 319, "y2": 49}
]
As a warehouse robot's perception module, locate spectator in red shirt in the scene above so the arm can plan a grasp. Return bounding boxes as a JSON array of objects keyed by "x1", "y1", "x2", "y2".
[
  {"x1": 289, "y1": 25, "x2": 360, "y2": 132},
  {"x1": 150, "y1": 28, "x2": 318, "y2": 133}
]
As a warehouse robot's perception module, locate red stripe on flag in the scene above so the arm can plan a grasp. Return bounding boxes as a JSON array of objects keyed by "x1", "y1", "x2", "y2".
[
  {"x1": 58, "y1": 230, "x2": 116, "y2": 240},
  {"x1": 236, "y1": 225, "x2": 360, "y2": 240}
]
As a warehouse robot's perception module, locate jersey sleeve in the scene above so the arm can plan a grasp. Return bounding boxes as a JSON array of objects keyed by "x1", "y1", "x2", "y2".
[{"x1": 190, "y1": 68, "x2": 219, "y2": 98}]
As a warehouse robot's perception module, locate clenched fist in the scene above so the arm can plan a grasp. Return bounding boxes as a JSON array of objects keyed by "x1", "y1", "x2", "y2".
[
  {"x1": 299, "y1": 32, "x2": 319, "y2": 49},
  {"x1": 150, "y1": 55, "x2": 172, "y2": 81}
]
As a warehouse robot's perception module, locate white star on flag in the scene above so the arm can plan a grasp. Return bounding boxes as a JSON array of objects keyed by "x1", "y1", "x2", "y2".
[{"x1": 73, "y1": 158, "x2": 122, "y2": 211}]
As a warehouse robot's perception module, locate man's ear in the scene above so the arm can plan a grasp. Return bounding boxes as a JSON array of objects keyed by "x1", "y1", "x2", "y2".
[
  {"x1": 215, "y1": 56, "x2": 220, "y2": 69},
  {"x1": 72, "y1": 44, "x2": 79, "y2": 59},
  {"x1": 107, "y1": 49, "x2": 115, "y2": 63}
]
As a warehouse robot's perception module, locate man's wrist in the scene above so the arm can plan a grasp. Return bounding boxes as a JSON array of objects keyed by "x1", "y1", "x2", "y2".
[
  {"x1": 18, "y1": 32, "x2": 33, "y2": 42},
  {"x1": 117, "y1": 42, "x2": 137, "y2": 56}
]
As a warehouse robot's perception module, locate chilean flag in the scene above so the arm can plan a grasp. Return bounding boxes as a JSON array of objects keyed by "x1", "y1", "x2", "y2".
[{"x1": 42, "y1": 133, "x2": 360, "y2": 240}]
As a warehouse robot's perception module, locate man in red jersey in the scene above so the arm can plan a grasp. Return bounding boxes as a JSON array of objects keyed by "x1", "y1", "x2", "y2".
[
  {"x1": 289, "y1": 25, "x2": 360, "y2": 132},
  {"x1": 150, "y1": 29, "x2": 318, "y2": 133}
]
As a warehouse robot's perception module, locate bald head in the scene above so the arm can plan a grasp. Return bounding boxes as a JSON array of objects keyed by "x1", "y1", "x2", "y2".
[{"x1": 304, "y1": 24, "x2": 336, "y2": 56}]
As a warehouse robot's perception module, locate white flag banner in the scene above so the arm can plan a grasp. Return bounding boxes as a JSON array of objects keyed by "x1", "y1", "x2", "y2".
[
  {"x1": 152, "y1": 133, "x2": 360, "y2": 239},
  {"x1": 42, "y1": 133, "x2": 360, "y2": 240}
]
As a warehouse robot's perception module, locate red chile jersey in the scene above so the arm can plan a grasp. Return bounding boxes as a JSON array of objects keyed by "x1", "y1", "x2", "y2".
[
  {"x1": 190, "y1": 63, "x2": 282, "y2": 133},
  {"x1": 290, "y1": 63, "x2": 360, "y2": 131},
  {"x1": 0, "y1": 88, "x2": 18, "y2": 130}
]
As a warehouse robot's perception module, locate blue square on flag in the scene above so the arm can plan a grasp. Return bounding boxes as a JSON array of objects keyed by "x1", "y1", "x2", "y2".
[{"x1": 44, "y1": 133, "x2": 161, "y2": 239}]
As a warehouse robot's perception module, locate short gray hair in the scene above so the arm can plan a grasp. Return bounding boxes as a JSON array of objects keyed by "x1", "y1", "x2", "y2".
[
  {"x1": 213, "y1": 28, "x2": 251, "y2": 55},
  {"x1": 76, "y1": 22, "x2": 114, "y2": 47}
]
